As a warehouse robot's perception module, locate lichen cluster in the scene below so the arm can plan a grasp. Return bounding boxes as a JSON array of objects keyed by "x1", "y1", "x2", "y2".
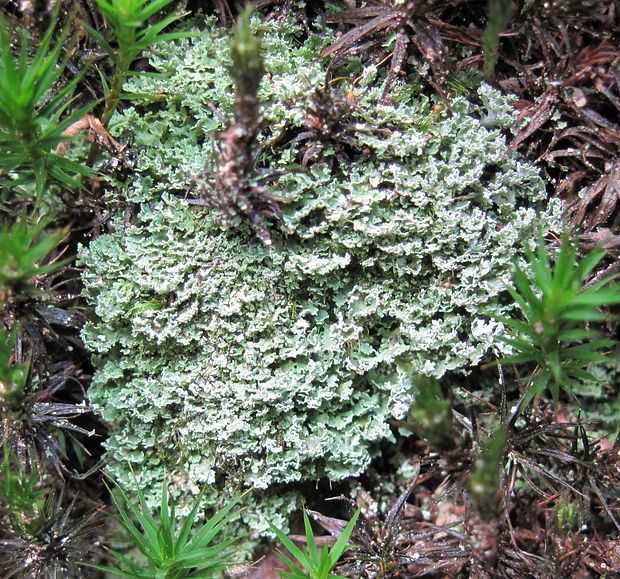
[{"x1": 80, "y1": 16, "x2": 560, "y2": 535}]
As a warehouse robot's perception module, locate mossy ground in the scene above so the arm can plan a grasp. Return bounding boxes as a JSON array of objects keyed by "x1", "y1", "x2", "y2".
[{"x1": 1, "y1": 2, "x2": 619, "y2": 577}]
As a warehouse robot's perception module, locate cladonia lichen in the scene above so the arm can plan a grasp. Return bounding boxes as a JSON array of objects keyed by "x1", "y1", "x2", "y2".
[{"x1": 80, "y1": 15, "x2": 561, "y2": 542}]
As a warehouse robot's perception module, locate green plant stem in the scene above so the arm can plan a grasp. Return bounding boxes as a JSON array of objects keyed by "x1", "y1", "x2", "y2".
[
  {"x1": 102, "y1": 64, "x2": 129, "y2": 128},
  {"x1": 87, "y1": 64, "x2": 127, "y2": 166},
  {"x1": 84, "y1": 0, "x2": 190, "y2": 167}
]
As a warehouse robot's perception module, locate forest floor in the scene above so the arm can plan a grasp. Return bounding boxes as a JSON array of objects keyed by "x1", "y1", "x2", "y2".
[{"x1": 0, "y1": 1, "x2": 619, "y2": 578}]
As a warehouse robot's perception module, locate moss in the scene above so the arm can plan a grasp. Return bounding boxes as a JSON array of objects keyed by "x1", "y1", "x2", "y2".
[
  {"x1": 80, "y1": 14, "x2": 561, "y2": 547},
  {"x1": 570, "y1": 358, "x2": 620, "y2": 439}
]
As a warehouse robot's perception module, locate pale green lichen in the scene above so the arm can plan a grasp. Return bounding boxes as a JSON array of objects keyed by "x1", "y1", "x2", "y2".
[{"x1": 80, "y1": 15, "x2": 561, "y2": 542}]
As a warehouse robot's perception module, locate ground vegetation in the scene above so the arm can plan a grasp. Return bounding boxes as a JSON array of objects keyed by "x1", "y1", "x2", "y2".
[{"x1": 0, "y1": 1, "x2": 618, "y2": 577}]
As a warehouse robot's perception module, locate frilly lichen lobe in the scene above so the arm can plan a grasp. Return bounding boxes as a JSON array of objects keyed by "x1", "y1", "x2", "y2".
[{"x1": 80, "y1": 15, "x2": 561, "y2": 540}]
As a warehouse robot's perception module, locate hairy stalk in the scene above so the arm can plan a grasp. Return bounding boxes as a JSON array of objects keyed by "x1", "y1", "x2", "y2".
[
  {"x1": 190, "y1": 5, "x2": 285, "y2": 247},
  {"x1": 215, "y1": 4, "x2": 264, "y2": 213}
]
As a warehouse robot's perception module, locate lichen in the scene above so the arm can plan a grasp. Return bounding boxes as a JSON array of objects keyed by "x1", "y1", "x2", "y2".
[{"x1": 80, "y1": 15, "x2": 561, "y2": 543}]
